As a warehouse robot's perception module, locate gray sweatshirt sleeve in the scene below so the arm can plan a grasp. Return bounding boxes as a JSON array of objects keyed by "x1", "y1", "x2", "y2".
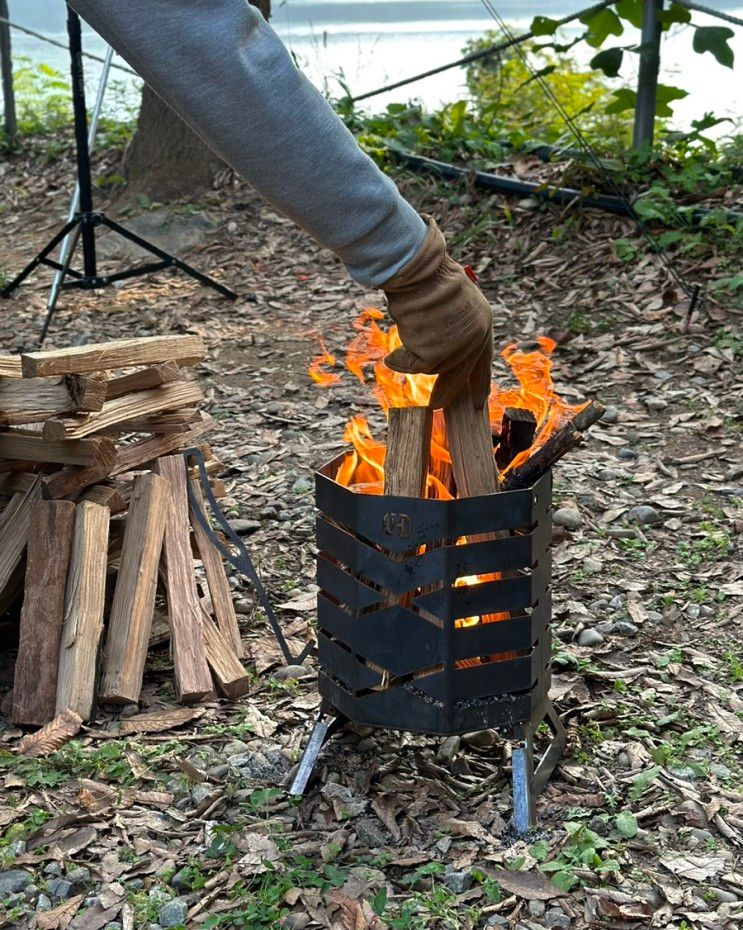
[{"x1": 67, "y1": 0, "x2": 427, "y2": 286}]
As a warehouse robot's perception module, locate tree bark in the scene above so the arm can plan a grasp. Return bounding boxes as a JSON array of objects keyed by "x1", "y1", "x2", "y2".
[{"x1": 122, "y1": 1, "x2": 271, "y2": 201}]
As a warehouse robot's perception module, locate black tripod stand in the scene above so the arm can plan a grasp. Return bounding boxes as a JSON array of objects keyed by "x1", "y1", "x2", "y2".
[{"x1": 1, "y1": 5, "x2": 236, "y2": 344}]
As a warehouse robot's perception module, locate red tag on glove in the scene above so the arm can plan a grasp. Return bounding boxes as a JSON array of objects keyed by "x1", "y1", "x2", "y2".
[{"x1": 463, "y1": 264, "x2": 479, "y2": 283}]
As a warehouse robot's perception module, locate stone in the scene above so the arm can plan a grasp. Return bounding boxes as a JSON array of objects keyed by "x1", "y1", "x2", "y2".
[
  {"x1": 105, "y1": 924, "x2": 124, "y2": 930},
  {"x1": 646, "y1": 610, "x2": 663, "y2": 622},
  {"x1": 170, "y1": 868, "x2": 192, "y2": 891},
  {"x1": 617, "y1": 448, "x2": 638, "y2": 460},
  {"x1": 486, "y1": 918, "x2": 509, "y2": 929},
  {"x1": 159, "y1": 898, "x2": 189, "y2": 928},
  {"x1": 231, "y1": 519, "x2": 261, "y2": 536},
  {"x1": 443, "y1": 871, "x2": 473, "y2": 894},
  {"x1": 613, "y1": 620, "x2": 639, "y2": 637},
  {"x1": 544, "y1": 909, "x2": 571, "y2": 930},
  {"x1": 437, "y1": 735, "x2": 461, "y2": 762},
  {"x1": 629, "y1": 505, "x2": 662, "y2": 525},
  {"x1": 552, "y1": 508, "x2": 582, "y2": 530},
  {"x1": 191, "y1": 784, "x2": 214, "y2": 805},
  {"x1": 528, "y1": 900, "x2": 546, "y2": 917},
  {"x1": 600, "y1": 405, "x2": 620, "y2": 423},
  {"x1": 47, "y1": 878, "x2": 75, "y2": 899},
  {"x1": 36, "y1": 894, "x2": 52, "y2": 912},
  {"x1": 24, "y1": 883, "x2": 40, "y2": 901},
  {"x1": 608, "y1": 595, "x2": 623, "y2": 610},
  {"x1": 66, "y1": 867, "x2": 91, "y2": 888},
  {"x1": 0, "y1": 871, "x2": 32, "y2": 896},
  {"x1": 711, "y1": 889, "x2": 738, "y2": 903},
  {"x1": 583, "y1": 557, "x2": 602, "y2": 574},
  {"x1": 43, "y1": 863, "x2": 63, "y2": 877},
  {"x1": 272, "y1": 664, "x2": 313, "y2": 681},
  {"x1": 577, "y1": 628, "x2": 604, "y2": 647},
  {"x1": 462, "y1": 729, "x2": 498, "y2": 750}
]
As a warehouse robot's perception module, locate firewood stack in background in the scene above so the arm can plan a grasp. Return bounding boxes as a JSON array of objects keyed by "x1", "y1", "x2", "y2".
[{"x1": 0, "y1": 335, "x2": 250, "y2": 734}]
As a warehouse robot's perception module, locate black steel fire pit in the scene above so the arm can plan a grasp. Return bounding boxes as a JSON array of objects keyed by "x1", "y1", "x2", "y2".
[{"x1": 292, "y1": 454, "x2": 565, "y2": 832}]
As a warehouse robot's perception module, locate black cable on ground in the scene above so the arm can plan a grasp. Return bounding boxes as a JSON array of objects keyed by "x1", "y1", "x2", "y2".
[
  {"x1": 349, "y1": 0, "x2": 615, "y2": 103},
  {"x1": 390, "y1": 148, "x2": 743, "y2": 225}
]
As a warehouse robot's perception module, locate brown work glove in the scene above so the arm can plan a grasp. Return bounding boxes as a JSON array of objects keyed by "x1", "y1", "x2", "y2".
[{"x1": 380, "y1": 215, "x2": 493, "y2": 410}]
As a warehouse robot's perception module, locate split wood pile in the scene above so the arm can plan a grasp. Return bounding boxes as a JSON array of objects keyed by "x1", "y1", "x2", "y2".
[{"x1": 0, "y1": 336, "x2": 250, "y2": 731}]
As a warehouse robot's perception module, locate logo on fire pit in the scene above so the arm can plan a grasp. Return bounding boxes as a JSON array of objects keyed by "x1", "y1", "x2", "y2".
[{"x1": 383, "y1": 512, "x2": 412, "y2": 539}]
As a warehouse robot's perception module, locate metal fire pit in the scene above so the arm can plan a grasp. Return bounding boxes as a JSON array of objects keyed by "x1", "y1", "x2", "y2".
[{"x1": 292, "y1": 454, "x2": 565, "y2": 832}]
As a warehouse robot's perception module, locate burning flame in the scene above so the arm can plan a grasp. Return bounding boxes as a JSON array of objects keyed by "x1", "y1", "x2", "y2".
[
  {"x1": 309, "y1": 309, "x2": 585, "y2": 495},
  {"x1": 309, "y1": 310, "x2": 583, "y2": 645}
]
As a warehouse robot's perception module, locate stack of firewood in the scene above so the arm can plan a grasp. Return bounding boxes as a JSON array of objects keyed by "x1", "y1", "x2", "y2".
[{"x1": 0, "y1": 335, "x2": 250, "y2": 733}]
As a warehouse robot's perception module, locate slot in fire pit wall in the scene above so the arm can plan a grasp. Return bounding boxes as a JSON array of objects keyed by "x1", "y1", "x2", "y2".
[{"x1": 292, "y1": 454, "x2": 566, "y2": 833}]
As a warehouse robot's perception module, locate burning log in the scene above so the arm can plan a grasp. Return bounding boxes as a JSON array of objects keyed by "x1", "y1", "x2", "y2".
[
  {"x1": 496, "y1": 407, "x2": 537, "y2": 471},
  {"x1": 503, "y1": 401, "x2": 605, "y2": 491},
  {"x1": 444, "y1": 388, "x2": 501, "y2": 496}
]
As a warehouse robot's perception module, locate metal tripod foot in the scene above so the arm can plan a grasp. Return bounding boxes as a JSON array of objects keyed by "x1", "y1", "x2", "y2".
[
  {"x1": 511, "y1": 700, "x2": 566, "y2": 834},
  {"x1": 290, "y1": 706, "x2": 346, "y2": 796}
]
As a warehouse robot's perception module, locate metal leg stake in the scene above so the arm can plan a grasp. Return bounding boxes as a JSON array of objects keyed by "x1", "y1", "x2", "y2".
[
  {"x1": 511, "y1": 699, "x2": 566, "y2": 834},
  {"x1": 289, "y1": 706, "x2": 346, "y2": 796}
]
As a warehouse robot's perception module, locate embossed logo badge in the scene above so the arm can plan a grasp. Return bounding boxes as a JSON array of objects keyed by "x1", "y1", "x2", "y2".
[{"x1": 383, "y1": 512, "x2": 412, "y2": 539}]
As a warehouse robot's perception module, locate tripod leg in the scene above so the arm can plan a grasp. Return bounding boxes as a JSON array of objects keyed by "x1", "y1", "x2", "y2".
[
  {"x1": 0, "y1": 219, "x2": 80, "y2": 299},
  {"x1": 99, "y1": 215, "x2": 237, "y2": 300},
  {"x1": 39, "y1": 224, "x2": 83, "y2": 348}
]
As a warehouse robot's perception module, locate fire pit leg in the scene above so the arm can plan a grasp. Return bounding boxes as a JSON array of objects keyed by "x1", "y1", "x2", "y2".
[
  {"x1": 511, "y1": 700, "x2": 567, "y2": 834},
  {"x1": 511, "y1": 724, "x2": 536, "y2": 834},
  {"x1": 289, "y1": 705, "x2": 346, "y2": 796}
]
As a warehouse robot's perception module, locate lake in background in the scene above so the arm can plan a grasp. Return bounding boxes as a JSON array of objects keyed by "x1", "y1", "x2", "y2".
[{"x1": 4, "y1": 0, "x2": 743, "y2": 137}]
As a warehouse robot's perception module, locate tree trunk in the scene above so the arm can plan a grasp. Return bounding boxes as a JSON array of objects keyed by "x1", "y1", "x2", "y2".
[{"x1": 121, "y1": 1, "x2": 271, "y2": 201}]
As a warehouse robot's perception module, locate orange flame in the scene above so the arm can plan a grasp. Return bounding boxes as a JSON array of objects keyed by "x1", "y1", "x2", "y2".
[
  {"x1": 308, "y1": 310, "x2": 586, "y2": 493},
  {"x1": 308, "y1": 310, "x2": 584, "y2": 639}
]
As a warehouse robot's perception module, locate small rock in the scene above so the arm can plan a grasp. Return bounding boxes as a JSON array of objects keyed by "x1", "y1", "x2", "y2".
[
  {"x1": 170, "y1": 868, "x2": 192, "y2": 891},
  {"x1": 437, "y1": 735, "x2": 461, "y2": 763},
  {"x1": 617, "y1": 447, "x2": 638, "y2": 460},
  {"x1": 234, "y1": 599, "x2": 253, "y2": 615},
  {"x1": 272, "y1": 665, "x2": 313, "y2": 681},
  {"x1": 553, "y1": 508, "x2": 582, "y2": 531},
  {"x1": 678, "y1": 799, "x2": 708, "y2": 827},
  {"x1": 84, "y1": 896, "x2": 101, "y2": 909},
  {"x1": 544, "y1": 909, "x2": 571, "y2": 930},
  {"x1": 0, "y1": 870, "x2": 32, "y2": 896},
  {"x1": 47, "y1": 878, "x2": 75, "y2": 899},
  {"x1": 191, "y1": 783, "x2": 214, "y2": 805},
  {"x1": 613, "y1": 620, "x2": 639, "y2": 637},
  {"x1": 105, "y1": 924, "x2": 124, "y2": 930},
  {"x1": 670, "y1": 764, "x2": 700, "y2": 782},
  {"x1": 583, "y1": 557, "x2": 602, "y2": 573},
  {"x1": 232, "y1": 519, "x2": 261, "y2": 536},
  {"x1": 608, "y1": 595, "x2": 623, "y2": 610},
  {"x1": 711, "y1": 888, "x2": 738, "y2": 903},
  {"x1": 443, "y1": 871, "x2": 473, "y2": 894},
  {"x1": 528, "y1": 900, "x2": 547, "y2": 917},
  {"x1": 24, "y1": 883, "x2": 40, "y2": 901},
  {"x1": 462, "y1": 729, "x2": 497, "y2": 750},
  {"x1": 66, "y1": 867, "x2": 90, "y2": 888},
  {"x1": 629, "y1": 505, "x2": 662, "y2": 525},
  {"x1": 711, "y1": 762, "x2": 732, "y2": 780},
  {"x1": 606, "y1": 527, "x2": 636, "y2": 538},
  {"x1": 577, "y1": 628, "x2": 604, "y2": 647},
  {"x1": 36, "y1": 894, "x2": 52, "y2": 912},
  {"x1": 159, "y1": 898, "x2": 189, "y2": 928},
  {"x1": 646, "y1": 610, "x2": 663, "y2": 622},
  {"x1": 7, "y1": 839, "x2": 25, "y2": 857},
  {"x1": 487, "y1": 918, "x2": 509, "y2": 929},
  {"x1": 43, "y1": 863, "x2": 63, "y2": 877},
  {"x1": 600, "y1": 405, "x2": 619, "y2": 423}
]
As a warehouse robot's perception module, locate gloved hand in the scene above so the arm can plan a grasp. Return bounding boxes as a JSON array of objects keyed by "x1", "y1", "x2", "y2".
[{"x1": 380, "y1": 216, "x2": 494, "y2": 410}]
